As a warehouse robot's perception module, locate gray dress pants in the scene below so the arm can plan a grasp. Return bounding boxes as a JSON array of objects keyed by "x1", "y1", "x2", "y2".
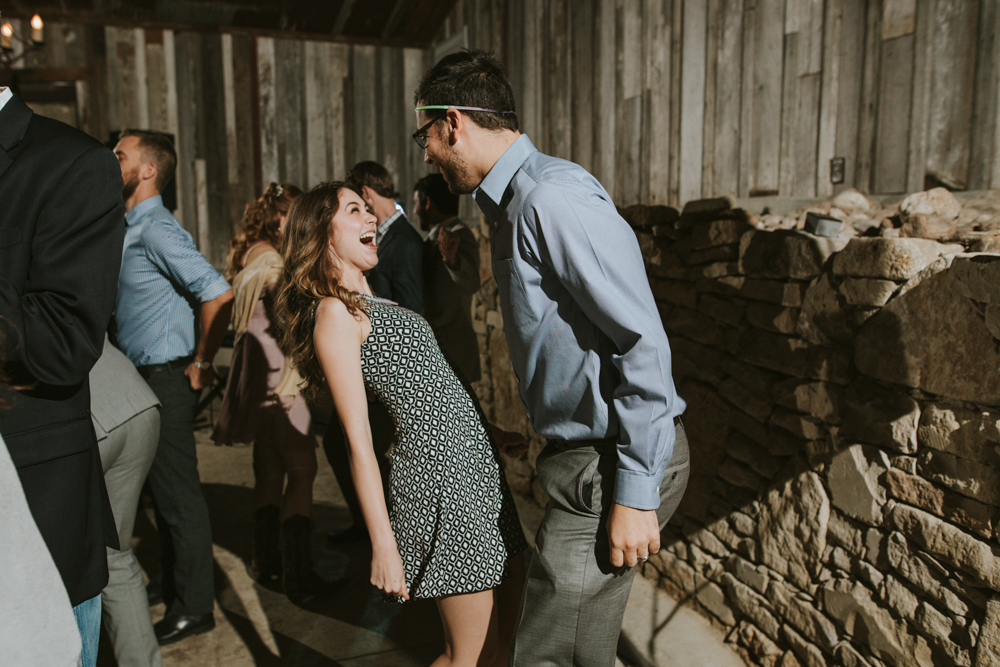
[
  {"x1": 510, "y1": 420, "x2": 690, "y2": 667},
  {"x1": 99, "y1": 406, "x2": 162, "y2": 667},
  {"x1": 143, "y1": 367, "x2": 215, "y2": 616}
]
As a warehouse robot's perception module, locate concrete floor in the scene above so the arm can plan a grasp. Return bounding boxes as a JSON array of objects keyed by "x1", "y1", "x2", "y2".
[{"x1": 97, "y1": 413, "x2": 745, "y2": 667}]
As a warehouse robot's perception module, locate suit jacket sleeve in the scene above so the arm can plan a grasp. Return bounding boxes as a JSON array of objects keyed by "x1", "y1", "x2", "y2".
[
  {"x1": 392, "y1": 232, "x2": 425, "y2": 315},
  {"x1": 441, "y1": 226, "x2": 482, "y2": 294},
  {"x1": 0, "y1": 146, "x2": 125, "y2": 386}
]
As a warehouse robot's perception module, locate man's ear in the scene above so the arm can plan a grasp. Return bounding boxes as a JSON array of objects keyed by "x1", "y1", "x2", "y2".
[
  {"x1": 445, "y1": 108, "x2": 462, "y2": 146},
  {"x1": 360, "y1": 185, "x2": 375, "y2": 205},
  {"x1": 142, "y1": 162, "x2": 158, "y2": 184}
]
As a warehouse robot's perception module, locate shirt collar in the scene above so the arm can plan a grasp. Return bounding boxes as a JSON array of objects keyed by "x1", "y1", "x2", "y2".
[
  {"x1": 126, "y1": 194, "x2": 164, "y2": 226},
  {"x1": 0, "y1": 88, "x2": 11, "y2": 112},
  {"x1": 375, "y1": 208, "x2": 405, "y2": 244},
  {"x1": 473, "y1": 134, "x2": 537, "y2": 223},
  {"x1": 427, "y1": 216, "x2": 461, "y2": 240}
]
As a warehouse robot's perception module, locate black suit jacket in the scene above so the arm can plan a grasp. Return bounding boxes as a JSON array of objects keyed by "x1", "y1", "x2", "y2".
[
  {"x1": 0, "y1": 94, "x2": 124, "y2": 606},
  {"x1": 367, "y1": 214, "x2": 425, "y2": 314}
]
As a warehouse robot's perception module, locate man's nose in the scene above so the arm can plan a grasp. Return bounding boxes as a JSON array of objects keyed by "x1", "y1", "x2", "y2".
[{"x1": 423, "y1": 150, "x2": 434, "y2": 166}]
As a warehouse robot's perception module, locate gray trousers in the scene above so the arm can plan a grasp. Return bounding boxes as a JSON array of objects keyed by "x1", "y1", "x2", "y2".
[
  {"x1": 98, "y1": 406, "x2": 162, "y2": 667},
  {"x1": 143, "y1": 367, "x2": 215, "y2": 616},
  {"x1": 510, "y1": 421, "x2": 690, "y2": 667}
]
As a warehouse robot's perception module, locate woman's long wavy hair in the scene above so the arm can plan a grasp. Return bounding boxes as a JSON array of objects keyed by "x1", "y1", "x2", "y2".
[
  {"x1": 272, "y1": 181, "x2": 368, "y2": 397},
  {"x1": 225, "y1": 182, "x2": 303, "y2": 281}
]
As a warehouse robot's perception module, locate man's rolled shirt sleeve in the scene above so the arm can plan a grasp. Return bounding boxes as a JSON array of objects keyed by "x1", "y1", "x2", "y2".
[
  {"x1": 528, "y1": 184, "x2": 680, "y2": 510},
  {"x1": 141, "y1": 221, "x2": 231, "y2": 303}
]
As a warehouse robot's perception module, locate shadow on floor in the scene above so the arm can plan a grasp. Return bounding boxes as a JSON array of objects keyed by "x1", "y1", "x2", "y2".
[{"x1": 97, "y1": 482, "x2": 443, "y2": 666}]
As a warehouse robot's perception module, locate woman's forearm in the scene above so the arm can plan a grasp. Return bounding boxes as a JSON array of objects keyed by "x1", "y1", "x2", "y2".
[{"x1": 344, "y1": 430, "x2": 396, "y2": 551}]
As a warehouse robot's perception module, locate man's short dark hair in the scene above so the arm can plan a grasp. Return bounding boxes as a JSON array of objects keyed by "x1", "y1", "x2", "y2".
[
  {"x1": 414, "y1": 50, "x2": 518, "y2": 133},
  {"x1": 414, "y1": 173, "x2": 459, "y2": 216},
  {"x1": 346, "y1": 161, "x2": 395, "y2": 199},
  {"x1": 118, "y1": 129, "x2": 176, "y2": 191}
]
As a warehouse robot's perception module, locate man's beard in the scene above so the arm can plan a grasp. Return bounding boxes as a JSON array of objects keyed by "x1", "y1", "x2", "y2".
[
  {"x1": 436, "y1": 150, "x2": 480, "y2": 195},
  {"x1": 122, "y1": 167, "x2": 140, "y2": 202}
]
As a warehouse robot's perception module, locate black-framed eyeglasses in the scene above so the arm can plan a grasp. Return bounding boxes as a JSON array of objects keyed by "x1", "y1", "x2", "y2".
[{"x1": 412, "y1": 116, "x2": 441, "y2": 150}]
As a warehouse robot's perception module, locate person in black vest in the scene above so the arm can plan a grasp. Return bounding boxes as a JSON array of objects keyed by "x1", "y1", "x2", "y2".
[{"x1": 0, "y1": 85, "x2": 125, "y2": 667}]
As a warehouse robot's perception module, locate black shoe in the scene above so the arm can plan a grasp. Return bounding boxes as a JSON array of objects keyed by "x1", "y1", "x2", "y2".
[
  {"x1": 326, "y1": 523, "x2": 368, "y2": 545},
  {"x1": 154, "y1": 612, "x2": 216, "y2": 646}
]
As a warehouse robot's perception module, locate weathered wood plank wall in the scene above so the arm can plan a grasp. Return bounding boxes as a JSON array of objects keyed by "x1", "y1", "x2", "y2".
[
  {"x1": 11, "y1": 0, "x2": 1000, "y2": 265},
  {"x1": 437, "y1": 0, "x2": 1000, "y2": 205}
]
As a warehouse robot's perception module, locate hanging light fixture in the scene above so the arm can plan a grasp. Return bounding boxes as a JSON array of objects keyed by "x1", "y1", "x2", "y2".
[{"x1": 0, "y1": 13, "x2": 45, "y2": 65}]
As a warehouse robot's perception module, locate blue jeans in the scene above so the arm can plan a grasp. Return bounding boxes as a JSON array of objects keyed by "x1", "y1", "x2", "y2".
[{"x1": 73, "y1": 594, "x2": 102, "y2": 667}]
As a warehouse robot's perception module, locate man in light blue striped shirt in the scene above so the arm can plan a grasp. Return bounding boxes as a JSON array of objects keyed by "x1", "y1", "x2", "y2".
[{"x1": 113, "y1": 130, "x2": 233, "y2": 646}]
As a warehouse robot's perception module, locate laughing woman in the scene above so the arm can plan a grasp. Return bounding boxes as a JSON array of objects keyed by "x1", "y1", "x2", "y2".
[{"x1": 273, "y1": 182, "x2": 527, "y2": 667}]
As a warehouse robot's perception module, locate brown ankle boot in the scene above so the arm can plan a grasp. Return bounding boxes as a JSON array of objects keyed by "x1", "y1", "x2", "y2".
[
  {"x1": 251, "y1": 505, "x2": 282, "y2": 582},
  {"x1": 282, "y1": 515, "x2": 339, "y2": 604}
]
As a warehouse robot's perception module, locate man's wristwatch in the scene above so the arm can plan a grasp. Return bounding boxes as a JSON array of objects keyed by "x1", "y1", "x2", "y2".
[{"x1": 192, "y1": 359, "x2": 212, "y2": 370}]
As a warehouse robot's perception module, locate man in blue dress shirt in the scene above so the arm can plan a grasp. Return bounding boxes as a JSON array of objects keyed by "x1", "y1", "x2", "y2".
[
  {"x1": 112, "y1": 130, "x2": 233, "y2": 646},
  {"x1": 414, "y1": 52, "x2": 690, "y2": 665}
]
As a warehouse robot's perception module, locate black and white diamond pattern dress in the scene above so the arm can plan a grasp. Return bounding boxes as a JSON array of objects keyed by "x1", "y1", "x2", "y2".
[{"x1": 359, "y1": 296, "x2": 527, "y2": 600}]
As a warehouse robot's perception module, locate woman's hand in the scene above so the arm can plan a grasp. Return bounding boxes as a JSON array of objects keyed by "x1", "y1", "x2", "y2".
[{"x1": 371, "y1": 543, "x2": 409, "y2": 600}]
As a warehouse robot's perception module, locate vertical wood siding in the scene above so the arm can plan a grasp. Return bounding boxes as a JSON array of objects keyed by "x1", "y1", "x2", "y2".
[{"x1": 18, "y1": 3, "x2": 1000, "y2": 264}]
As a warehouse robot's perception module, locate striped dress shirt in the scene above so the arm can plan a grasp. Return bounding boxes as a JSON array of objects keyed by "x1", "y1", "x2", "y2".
[{"x1": 115, "y1": 195, "x2": 231, "y2": 367}]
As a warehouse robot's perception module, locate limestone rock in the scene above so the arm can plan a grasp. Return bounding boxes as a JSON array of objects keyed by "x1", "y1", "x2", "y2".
[
  {"x1": 699, "y1": 294, "x2": 747, "y2": 326},
  {"x1": 730, "y1": 555, "x2": 770, "y2": 594},
  {"x1": 770, "y1": 407, "x2": 824, "y2": 440},
  {"x1": 889, "y1": 504, "x2": 1000, "y2": 589},
  {"x1": 822, "y1": 578, "x2": 934, "y2": 666},
  {"x1": 918, "y1": 448, "x2": 1000, "y2": 506},
  {"x1": 828, "y1": 511, "x2": 865, "y2": 555},
  {"x1": 747, "y1": 301, "x2": 801, "y2": 334},
  {"x1": 767, "y1": 578, "x2": 840, "y2": 651},
  {"x1": 899, "y1": 188, "x2": 962, "y2": 232},
  {"x1": 885, "y1": 468, "x2": 994, "y2": 538},
  {"x1": 919, "y1": 403, "x2": 1000, "y2": 465},
  {"x1": 901, "y1": 214, "x2": 959, "y2": 240},
  {"x1": 832, "y1": 238, "x2": 953, "y2": 280},
  {"x1": 783, "y1": 625, "x2": 828, "y2": 667},
  {"x1": 723, "y1": 573, "x2": 781, "y2": 639},
  {"x1": 688, "y1": 244, "x2": 740, "y2": 265},
  {"x1": 741, "y1": 278, "x2": 810, "y2": 306},
  {"x1": 650, "y1": 277, "x2": 699, "y2": 309},
  {"x1": 971, "y1": 233, "x2": 1000, "y2": 254},
  {"x1": 695, "y1": 573, "x2": 738, "y2": 625},
  {"x1": 692, "y1": 217, "x2": 755, "y2": 249},
  {"x1": 915, "y1": 601, "x2": 969, "y2": 666},
  {"x1": 828, "y1": 445, "x2": 891, "y2": 526},
  {"x1": 759, "y1": 471, "x2": 830, "y2": 589},
  {"x1": 833, "y1": 189, "x2": 877, "y2": 217},
  {"x1": 840, "y1": 379, "x2": 920, "y2": 453},
  {"x1": 729, "y1": 409, "x2": 809, "y2": 456},
  {"x1": 774, "y1": 379, "x2": 843, "y2": 424},
  {"x1": 977, "y1": 595, "x2": 1000, "y2": 667},
  {"x1": 720, "y1": 377, "x2": 774, "y2": 422},
  {"x1": 835, "y1": 641, "x2": 875, "y2": 667},
  {"x1": 619, "y1": 203, "x2": 680, "y2": 229},
  {"x1": 886, "y1": 532, "x2": 970, "y2": 617},
  {"x1": 740, "y1": 229, "x2": 849, "y2": 280},
  {"x1": 798, "y1": 273, "x2": 874, "y2": 346},
  {"x1": 739, "y1": 622, "x2": 784, "y2": 666},
  {"x1": 854, "y1": 268, "x2": 1000, "y2": 405},
  {"x1": 839, "y1": 278, "x2": 898, "y2": 307},
  {"x1": 740, "y1": 328, "x2": 853, "y2": 384},
  {"x1": 726, "y1": 430, "x2": 784, "y2": 480},
  {"x1": 882, "y1": 574, "x2": 920, "y2": 621}
]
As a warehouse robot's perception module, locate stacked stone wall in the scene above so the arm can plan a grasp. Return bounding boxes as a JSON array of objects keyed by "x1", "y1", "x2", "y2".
[{"x1": 470, "y1": 188, "x2": 1000, "y2": 667}]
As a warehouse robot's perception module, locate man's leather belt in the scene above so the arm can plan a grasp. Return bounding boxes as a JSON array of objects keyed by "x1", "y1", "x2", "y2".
[{"x1": 136, "y1": 355, "x2": 194, "y2": 379}]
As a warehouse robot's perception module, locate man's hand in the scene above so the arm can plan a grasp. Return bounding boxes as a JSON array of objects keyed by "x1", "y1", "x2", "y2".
[
  {"x1": 184, "y1": 361, "x2": 214, "y2": 392},
  {"x1": 607, "y1": 503, "x2": 660, "y2": 568},
  {"x1": 438, "y1": 226, "x2": 460, "y2": 264}
]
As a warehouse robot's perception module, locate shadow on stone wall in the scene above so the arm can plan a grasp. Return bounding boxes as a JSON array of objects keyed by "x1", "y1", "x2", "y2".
[{"x1": 469, "y1": 194, "x2": 1000, "y2": 667}]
